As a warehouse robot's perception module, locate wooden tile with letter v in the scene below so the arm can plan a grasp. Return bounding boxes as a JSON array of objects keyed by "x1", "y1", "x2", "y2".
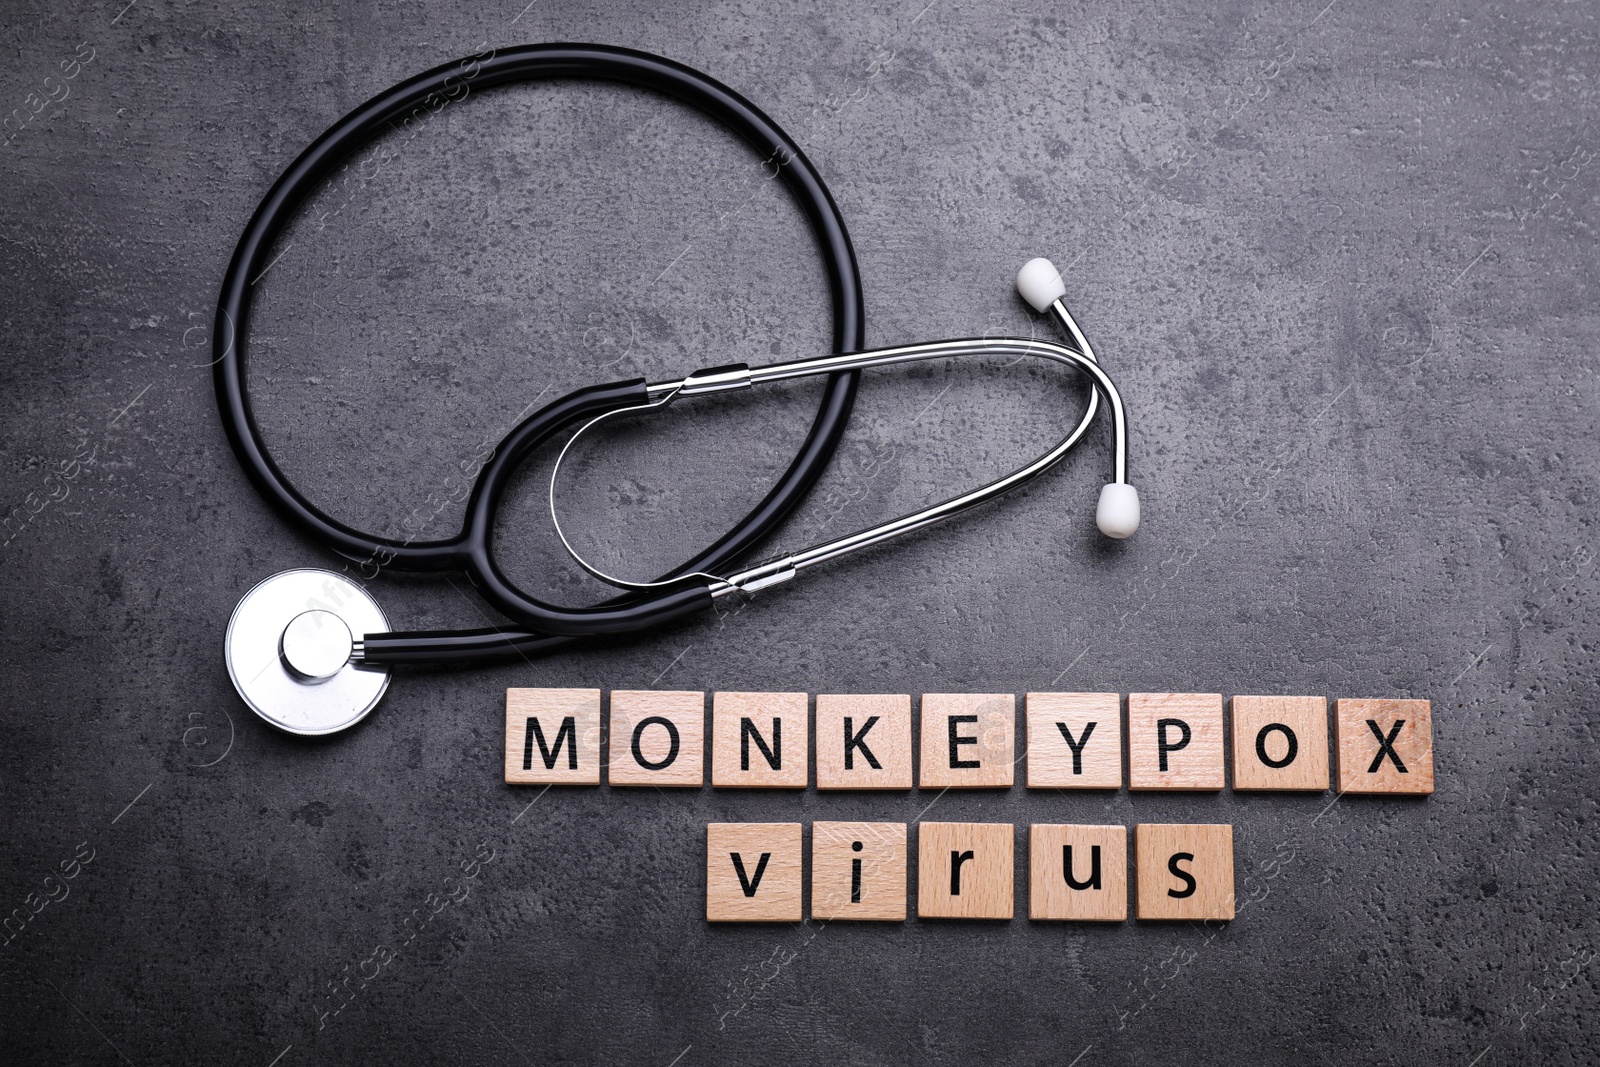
[
  {"x1": 1127, "y1": 692, "x2": 1225, "y2": 791},
  {"x1": 711, "y1": 691, "x2": 808, "y2": 789},
  {"x1": 918, "y1": 694, "x2": 1015, "y2": 789},
  {"x1": 815, "y1": 694, "x2": 912, "y2": 790},
  {"x1": 811, "y1": 821, "x2": 906, "y2": 921},
  {"x1": 1335, "y1": 698, "x2": 1434, "y2": 795},
  {"x1": 1134, "y1": 823, "x2": 1234, "y2": 921},
  {"x1": 917, "y1": 822, "x2": 1014, "y2": 920},
  {"x1": 1026, "y1": 692, "x2": 1123, "y2": 789},
  {"x1": 1230, "y1": 695, "x2": 1329, "y2": 792},
  {"x1": 706, "y1": 823, "x2": 803, "y2": 922},
  {"x1": 1030, "y1": 824, "x2": 1127, "y2": 921},
  {"x1": 609, "y1": 690, "x2": 705, "y2": 787},
  {"x1": 505, "y1": 688, "x2": 602, "y2": 785}
]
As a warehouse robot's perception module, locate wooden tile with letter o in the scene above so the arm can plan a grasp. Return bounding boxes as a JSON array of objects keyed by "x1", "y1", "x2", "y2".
[
  {"x1": 1029, "y1": 824, "x2": 1127, "y2": 922},
  {"x1": 1230, "y1": 695, "x2": 1329, "y2": 792},
  {"x1": 1135, "y1": 823, "x2": 1234, "y2": 921},
  {"x1": 815, "y1": 694, "x2": 913, "y2": 790},
  {"x1": 706, "y1": 823, "x2": 802, "y2": 922},
  {"x1": 918, "y1": 694, "x2": 1015, "y2": 789},
  {"x1": 1335, "y1": 698, "x2": 1434, "y2": 795},
  {"x1": 711, "y1": 691, "x2": 808, "y2": 789},
  {"x1": 608, "y1": 690, "x2": 705, "y2": 787},
  {"x1": 917, "y1": 822, "x2": 1014, "y2": 920},
  {"x1": 811, "y1": 821, "x2": 906, "y2": 921},
  {"x1": 505, "y1": 688, "x2": 602, "y2": 785},
  {"x1": 1026, "y1": 692, "x2": 1123, "y2": 789},
  {"x1": 1127, "y1": 692, "x2": 1225, "y2": 791}
]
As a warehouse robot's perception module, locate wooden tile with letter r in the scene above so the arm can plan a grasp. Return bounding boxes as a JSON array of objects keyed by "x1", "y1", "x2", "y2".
[
  {"x1": 918, "y1": 694, "x2": 1015, "y2": 789},
  {"x1": 1030, "y1": 824, "x2": 1127, "y2": 921},
  {"x1": 1230, "y1": 695, "x2": 1329, "y2": 792},
  {"x1": 706, "y1": 823, "x2": 802, "y2": 922},
  {"x1": 1335, "y1": 698, "x2": 1434, "y2": 795},
  {"x1": 711, "y1": 691, "x2": 808, "y2": 789},
  {"x1": 815, "y1": 694, "x2": 912, "y2": 790},
  {"x1": 609, "y1": 690, "x2": 705, "y2": 787},
  {"x1": 1026, "y1": 692, "x2": 1123, "y2": 789},
  {"x1": 1127, "y1": 692, "x2": 1225, "y2": 791},
  {"x1": 1135, "y1": 823, "x2": 1234, "y2": 921},
  {"x1": 811, "y1": 821, "x2": 906, "y2": 921},
  {"x1": 505, "y1": 688, "x2": 601, "y2": 785},
  {"x1": 917, "y1": 822, "x2": 1014, "y2": 920}
]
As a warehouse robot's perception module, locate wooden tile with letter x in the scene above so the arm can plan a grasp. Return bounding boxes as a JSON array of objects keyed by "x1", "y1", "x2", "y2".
[
  {"x1": 811, "y1": 822, "x2": 907, "y2": 921},
  {"x1": 706, "y1": 823, "x2": 802, "y2": 922},
  {"x1": 1127, "y1": 692, "x2": 1225, "y2": 791},
  {"x1": 917, "y1": 822, "x2": 1014, "y2": 920},
  {"x1": 1135, "y1": 823, "x2": 1234, "y2": 921},
  {"x1": 608, "y1": 690, "x2": 705, "y2": 787},
  {"x1": 1026, "y1": 692, "x2": 1123, "y2": 789},
  {"x1": 815, "y1": 694, "x2": 912, "y2": 790},
  {"x1": 919, "y1": 694, "x2": 1015, "y2": 789},
  {"x1": 711, "y1": 691, "x2": 808, "y2": 789},
  {"x1": 1335, "y1": 698, "x2": 1434, "y2": 795},
  {"x1": 505, "y1": 688, "x2": 601, "y2": 785},
  {"x1": 1030, "y1": 824, "x2": 1127, "y2": 922},
  {"x1": 1230, "y1": 695, "x2": 1330, "y2": 792}
]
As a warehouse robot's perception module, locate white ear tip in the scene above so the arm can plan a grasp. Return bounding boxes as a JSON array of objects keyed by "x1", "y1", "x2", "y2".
[
  {"x1": 1096, "y1": 482, "x2": 1140, "y2": 539},
  {"x1": 1016, "y1": 257, "x2": 1067, "y2": 313}
]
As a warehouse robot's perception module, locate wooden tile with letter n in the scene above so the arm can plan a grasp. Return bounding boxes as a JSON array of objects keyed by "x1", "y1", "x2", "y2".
[
  {"x1": 505, "y1": 688, "x2": 602, "y2": 785},
  {"x1": 1026, "y1": 692, "x2": 1123, "y2": 789},
  {"x1": 918, "y1": 694, "x2": 1015, "y2": 789},
  {"x1": 608, "y1": 690, "x2": 705, "y2": 787},
  {"x1": 917, "y1": 822, "x2": 1014, "y2": 920},
  {"x1": 1230, "y1": 695, "x2": 1329, "y2": 792},
  {"x1": 1134, "y1": 823, "x2": 1234, "y2": 921},
  {"x1": 811, "y1": 822, "x2": 907, "y2": 921},
  {"x1": 815, "y1": 694, "x2": 913, "y2": 790},
  {"x1": 711, "y1": 691, "x2": 808, "y2": 789},
  {"x1": 1029, "y1": 824, "x2": 1127, "y2": 922},
  {"x1": 706, "y1": 823, "x2": 802, "y2": 922},
  {"x1": 1335, "y1": 698, "x2": 1434, "y2": 795},
  {"x1": 1127, "y1": 692, "x2": 1225, "y2": 791}
]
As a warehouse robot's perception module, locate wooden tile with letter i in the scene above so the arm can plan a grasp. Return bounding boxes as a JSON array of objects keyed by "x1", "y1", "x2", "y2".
[
  {"x1": 1127, "y1": 692, "x2": 1225, "y2": 791},
  {"x1": 1230, "y1": 695, "x2": 1329, "y2": 792},
  {"x1": 711, "y1": 691, "x2": 808, "y2": 789},
  {"x1": 706, "y1": 823, "x2": 802, "y2": 922},
  {"x1": 609, "y1": 690, "x2": 705, "y2": 787},
  {"x1": 918, "y1": 694, "x2": 1015, "y2": 789},
  {"x1": 505, "y1": 688, "x2": 602, "y2": 785},
  {"x1": 917, "y1": 822, "x2": 1014, "y2": 920},
  {"x1": 811, "y1": 822, "x2": 907, "y2": 921},
  {"x1": 815, "y1": 694, "x2": 913, "y2": 790},
  {"x1": 1026, "y1": 692, "x2": 1123, "y2": 789},
  {"x1": 1335, "y1": 698, "x2": 1434, "y2": 795},
  {"x1": 1135, "y1": 823, "x2": 1234, "y2": 921},
  {"x1": 1030, "y1": 824, "x2": 1128, "y2": 921}
]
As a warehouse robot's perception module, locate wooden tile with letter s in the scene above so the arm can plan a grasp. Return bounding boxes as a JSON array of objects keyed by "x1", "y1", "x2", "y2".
[{"x1": 1134, "y1": 823, "x2": 1234, "y2": 921}]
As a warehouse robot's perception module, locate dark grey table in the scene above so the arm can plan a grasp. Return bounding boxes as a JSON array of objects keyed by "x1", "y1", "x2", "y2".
[{"x1": 3, "y1": 1, "x2": 1596, "y2": 1063}]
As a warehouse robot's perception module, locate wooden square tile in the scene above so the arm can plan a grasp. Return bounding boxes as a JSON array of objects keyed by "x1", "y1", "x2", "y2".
[
  {"x1": 1026, "y1": 692, "x2": 1123, "y2": 789},
  {"x1": 706, "y1": 823, "x2": 802, "y2": 922},
  {"x1": 810, "y1": 821, "x2": 907, "y2": 921},
  {"x1": 815, "y1": 695, "x2": 912, "y2": 790},
  {"x1": 711, "y1": 691, "x2": 808, "y2": 789},
  {"x1": 918, "y1": 694, "x2": 1015, "y2": 789},
  {"x1": 1335, "y1": 698, "x2": 1434, "y2": 795},
  {"x1": 917, "y1": 822, "x2": 1014, "y2": 920},
  {"x1": 505, "y1": 688, "x2": 602, "y2": 785},
  {"x1": 1029, "y1": 824, "x2": 1128, "y2": 921},
  {"x1": 608, "y1": 690, "x2": 705, "y2": 787},
  {"x1": 1135, "y1": 823, "x2": 1234, "y2": 921},
  {"x1": 1231, "y1": 695, "x2": 1329, "y2": 791},
  {"x1": 1127, "y1": 692, "x2": 1224, "y2": 791}
]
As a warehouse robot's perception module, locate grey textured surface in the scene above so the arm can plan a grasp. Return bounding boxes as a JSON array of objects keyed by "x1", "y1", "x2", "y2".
[{"x1": 2, "y1": 0, "x2": 1598, "y2": 1063}]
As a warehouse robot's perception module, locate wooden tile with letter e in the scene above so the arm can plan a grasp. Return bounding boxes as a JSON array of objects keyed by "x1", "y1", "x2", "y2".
[
  {"x1": 706, "y1": 823, "x2": 802, "y2": 922},
  {"x1": 1135, "y1": 823, "x2": 1234, "y2": 921},
  {"x1": 815, "y1": 694, "x2": 912, "y2": 790},
  {"x1": 1030, "y1": 824, "x2": 1127, "y2": 921},
  {"x1": 1026, "y1": 692, "x2": 1123, "y2": 789},
  {"x1": 917, "y1": 822, "x2": 1014, "y2": 920},
  {"x1": 1335, "y1": 698, "x2": 1434, "y2": 795},
  {"x1": 711, "y1": 691, "x2": 808, "y2": 789},
  {"x1": 918, "y1": 694, "x2": 1015, "y2": 789},
  {"x1": 1127, "y1": 692, "x2": 1225, "y2": 791},
  {"x1": 609, "y1": 690, "x2": 705, "y2": 787},
  {"x1": 1230, "y1": 695, "x2": 1329, "y2": 792},
  {"x1": 505, "y1": 688, "x2": 602, "y2": 785},
  {"x1": 811, "y1": 821, "x2": 907, "y2": 921}
]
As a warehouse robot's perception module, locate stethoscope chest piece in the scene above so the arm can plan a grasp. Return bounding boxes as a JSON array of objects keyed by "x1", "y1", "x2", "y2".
[{"x1": 224, "y1": 568, "x2": 391, "y2": 735}]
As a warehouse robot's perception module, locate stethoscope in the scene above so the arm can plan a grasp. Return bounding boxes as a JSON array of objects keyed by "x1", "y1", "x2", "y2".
[{"x1": 218, "y1": 44, "x2": 1141, "y2": 736}]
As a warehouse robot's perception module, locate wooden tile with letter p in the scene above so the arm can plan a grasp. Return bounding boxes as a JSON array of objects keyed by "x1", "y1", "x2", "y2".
[
  {"x1": 815, "y1": 694, "x2": 912, "y2": 790},
  {"x1": 711, "y1": 691, "x2": 808, "y2": 789},
  {"x1": 1230, "y1": 695, "x2": 1329, "y2": 792},
  {"x1": 1127, "y1": 692, "x2": 1224, "y2": 791},
  {"x1": 1135, "y1": 823, "x2": 1234, "y2": 921},
  {"x1": 1030, "y1": 824, "x2": 1127, "y2": 922},
  {"x1": 1335, "y1": 698, "x2": 1434, "y2": 795},
  {"x1": 918, "y1": 694, "x2": 1015, "y2": 789},
  {"x1": 706, "y1": 823, "x2": 802, "y2": 922},
  {"x1": 811, "y1": 822, "x2": 906, "y2": 921},
  {"x1": 917, "y1": 822, "x2": 1014, "y2": 920},
  {"x1": 608, "y1": 690, "x2": 704, "y2": 787},
  {"x1": 505, "y1": 688, "x2": 602, "y2": 785},
  {"x1": 1026, "y1": 692, "x2": 1123, "y2": 789}
]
